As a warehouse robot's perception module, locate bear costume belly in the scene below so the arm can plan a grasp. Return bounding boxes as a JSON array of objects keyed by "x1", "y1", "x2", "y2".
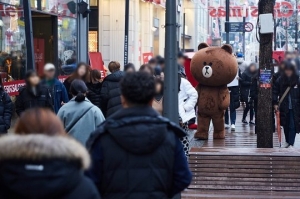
[{"x1": 195, "y1": 85, "x2": 230, "y2": 140}]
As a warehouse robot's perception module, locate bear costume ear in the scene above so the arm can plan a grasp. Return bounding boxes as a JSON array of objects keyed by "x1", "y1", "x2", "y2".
[
  {"x1": 198, "y1": 43, "x2": 209, "y2": 50},
  {"x1": 221, "y1": 44, "x2": 233, "y2": 54}
]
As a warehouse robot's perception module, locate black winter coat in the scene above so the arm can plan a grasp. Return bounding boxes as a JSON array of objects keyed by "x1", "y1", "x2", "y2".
[
  {"x1": 87, "y1": 82, "x2": 102, "y2": 108},
  {"x1": 228, "y1": 86, "x2": 240, "y2": 109},
  {"x1": 0, "y1": 88, "x2": 12, "y2": 133},
  {"x1": 15, "y1": 84, "x2": 53, "y2": 116},
  {"x1": 273, "y1": 76, "x2": 300, "y2": 132},
  {"x1": 240, "y1": 69, "x2": 257, "y2": 102},
  {"x1": 87, "y1": 106, "x2": 192, "y2": 199},
  {"x1": 0, "y1": 134, "x2": 100, "y2": 199},
  {"x1": 100, "y1": 71, "x2": 125, "y2": 117},
  {"x1": 63, "y1": 77, "x2": 73, "y2": 100}
]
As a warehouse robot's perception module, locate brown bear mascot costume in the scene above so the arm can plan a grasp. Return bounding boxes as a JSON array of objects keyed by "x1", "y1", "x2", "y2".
[{"x1": 191, "y1": 43, "x2": 238, "y2": 140}]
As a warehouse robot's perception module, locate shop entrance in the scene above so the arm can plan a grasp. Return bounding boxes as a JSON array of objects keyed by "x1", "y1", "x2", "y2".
[{"x1": 32, "y1": 12, "x2": 57, "y2": 76}]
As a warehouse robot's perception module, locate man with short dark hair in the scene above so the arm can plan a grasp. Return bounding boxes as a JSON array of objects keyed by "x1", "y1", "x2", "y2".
[
  {"x1": 87, "y1": 72, "x2": 192, "y2": 199},
  {"x1": 100, "y1": 61, "x2": 125, "y2": 117}
]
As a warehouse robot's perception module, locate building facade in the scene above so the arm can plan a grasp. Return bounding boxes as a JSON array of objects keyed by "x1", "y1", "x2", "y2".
[
  {"x1": 0, "y1": 0, "x2": 88, "y2": 86},
  {"x1": 95, "y1": 0, "x2": 209, "y2": 67}
]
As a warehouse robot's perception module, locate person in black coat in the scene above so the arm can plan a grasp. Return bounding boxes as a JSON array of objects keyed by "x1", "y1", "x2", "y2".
[
  {"x1": 0, "y1": 80, "x2": 12, "y2": 134},
  {"x1": 86, "y1": 72, "x2": 192, "y2": 199},
  {"x1": 0, "y1": 134, "x2": 100, "y2": 199},
  {"x1": 273, "y1": 61, "x2": 300, "y2": 148},
  {"x1": 86, "y1": 69, "x2": 102, "y2": 108},
  {"x1": 100, "y1": 61, "x2": 125, "y2": 117},
  {"x1": 240, "y1": 63, "x2": 258, "y2": 124},
  {"x1": 225, "y1": 85, "x2": 240, "y2": 131},
  {"x1": 15, "y1": 70, "x2": 53, "y2": 116}
]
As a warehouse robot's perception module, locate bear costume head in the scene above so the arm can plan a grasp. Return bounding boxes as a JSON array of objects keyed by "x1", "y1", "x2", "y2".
[{"x1": 191, "y1": 43, "x2": 238, "y2": 87}]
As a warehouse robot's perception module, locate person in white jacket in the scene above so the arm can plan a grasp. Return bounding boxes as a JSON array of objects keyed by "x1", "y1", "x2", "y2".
[{"x1": 178, "y1": 76, "x2": 198, "y2": 156}]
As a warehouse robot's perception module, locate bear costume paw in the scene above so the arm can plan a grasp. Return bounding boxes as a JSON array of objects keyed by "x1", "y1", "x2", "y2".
[
  {"x1": 194, "y1": 131, "x2": 208, "y2": 140},
  {"x1": 213, "y1": 130, "x2": 225, "y2": 139}
]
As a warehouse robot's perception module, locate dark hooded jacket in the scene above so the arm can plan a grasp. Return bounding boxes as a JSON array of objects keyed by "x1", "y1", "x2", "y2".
[
  {"x1": 0, "y1": 87, "x2": 12, "y2": 133},
  {"x1": 273, "y1": 74, "x2": 300, "y2": 132},
  {"x1": 0, "y1": 134, "x2": 100, "y2": 199},
  {"x1": 86, "y1": 82, "x2": 102, "y2": 108},
  {"x1": 15, "y1": 84, "x2": 53, "y2": 116},
  {"x1": 100, "y1": 71, "x2": 125, "y2": 117},
  {"x1": 240, "y1": 67, "x2": 258, "y2": 102},
  {"x1": 228, "y1": 86, "x2": 240, "y2": 109},
  {"x1": 86, "y1": 106, "x2": 192, "y2": 199}
]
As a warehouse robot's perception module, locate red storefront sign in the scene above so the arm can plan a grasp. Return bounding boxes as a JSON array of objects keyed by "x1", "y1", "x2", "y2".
[
  {"x1": 142, "y1": 52, "x2": 153, "y2": 64},
  {"x1": 89, "y1": 52, "x2": 106, "y2": 78},
  {"x1": 272, "y1": 51, "x2": 285, "y2": 64},
  {"x1": 209, "y1": 1, "x2": 295, "y2": 18},
  {"x1": 4, "y1": 76, "x2": 69, "y2": 96}
]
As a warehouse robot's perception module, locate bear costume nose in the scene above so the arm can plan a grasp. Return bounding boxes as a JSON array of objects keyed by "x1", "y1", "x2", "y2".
[{"x1": 205, "y1": 66, "x2": 209, "y2": 70}]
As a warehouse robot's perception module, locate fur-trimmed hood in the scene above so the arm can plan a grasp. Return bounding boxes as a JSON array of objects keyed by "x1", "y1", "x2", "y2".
[
  {"x1": 0, "y1": 134, "x2": 90, "y2": 169},
  {"x1": 0, "y1": 134, "x2": 92, "y2": 199}
]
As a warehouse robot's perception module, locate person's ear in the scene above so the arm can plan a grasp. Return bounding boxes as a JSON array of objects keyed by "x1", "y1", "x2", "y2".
[{"x1": 121, "y1": 95, "x2": 128, "y2": 108}]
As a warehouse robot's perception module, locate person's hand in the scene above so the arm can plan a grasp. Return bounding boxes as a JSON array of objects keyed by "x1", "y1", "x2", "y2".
[
  {"x1": 274, "y1": 105, "x2": 279, "y2": 112},
  {"x1": 236, "y1": 76, "x2": 240, "y2": 80}
]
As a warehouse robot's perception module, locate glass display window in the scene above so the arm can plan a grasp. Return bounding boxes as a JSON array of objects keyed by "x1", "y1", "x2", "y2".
[{"x1": 0, "y1": 2, "x2": 26, "y2": 81}]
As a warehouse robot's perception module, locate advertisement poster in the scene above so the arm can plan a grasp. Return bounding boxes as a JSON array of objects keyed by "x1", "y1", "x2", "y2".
[
  {"x1": 89, "y1": 52, "x2": 106, "y2": 78},
  {"x1": 142, "y1": 52, "x2": 153, "y2": 64},
  {"x1": 260, "y1": 69, "x2": 272, "y2": 88}
]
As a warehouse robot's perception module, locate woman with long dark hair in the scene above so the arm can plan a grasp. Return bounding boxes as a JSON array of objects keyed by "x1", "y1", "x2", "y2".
[
  {"x1": 58, "y1": 79, "x2": 105, "y2": 145},
  {"x1": 86, "y1": 69, "x2": 102, "y2": 109},
  {"x1": 0, "y1": 78, "x2": 12, "y2": 134},
  {"x1": 273, "y1": 61, "x2": 300, "y2": 148},
  {"x1": 63, "y1": 62, "x2": 91, "y2": 99}
]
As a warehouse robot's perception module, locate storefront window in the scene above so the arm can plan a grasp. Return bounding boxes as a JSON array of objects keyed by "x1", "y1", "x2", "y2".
[
  {"x1": 89, "y1": 31, "x2": 98, "y2": 52},
  {"x1": 58, "y1": 17, "x2": 76, "y2": 75},
  {"x1": 0, "y1": 2, "x2": 26, "y2": 81},
  {"x1": 30, "y1": 0, "x2": 77, "y2": 17}
]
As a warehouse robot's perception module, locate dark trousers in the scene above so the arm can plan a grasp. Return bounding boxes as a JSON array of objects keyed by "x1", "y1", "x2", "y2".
[
  {"x1": 283, "y1": 110, "x2": 297, "y2": 146},
  {"x1": 225, "y1": 102, "x2": 236, "y2": 125},
  {"x1": 243, "y1": 100, "x2": 254, "y2": 121}
]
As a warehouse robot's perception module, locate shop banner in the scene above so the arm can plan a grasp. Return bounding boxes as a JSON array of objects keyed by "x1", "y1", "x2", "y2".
[
  {"x1": 142, "y1": 52, "x2": 153, "y2": 64},
  {"x1": 4, "y1": 76, "x2": 69, "y2": 96},
  {"x1": 89, "y1": 52, "x2": 106, "y2": 78},
  {"x1": 3, "y1": 80, "x2": 25, "y2": 96},
  {"x1": 272, "y1": 51, "x2": 285, "y2": 64}
]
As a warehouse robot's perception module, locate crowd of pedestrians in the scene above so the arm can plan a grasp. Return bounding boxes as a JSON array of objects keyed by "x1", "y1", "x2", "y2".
[
  {"x1": 0, "y1": 49, "x2": 299, "y2": 198},
  {"x1": 0, "y1": 54, "x2": 194, "y2": 198}
]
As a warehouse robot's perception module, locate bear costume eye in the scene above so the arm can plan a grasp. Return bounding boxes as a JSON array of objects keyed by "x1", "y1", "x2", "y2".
[
  {"x1": 203, "y1": 62, "x2": 207, "y2": 66},
  {"x1": 209, "y1": 62, "x2": 213, "y2": 66}
]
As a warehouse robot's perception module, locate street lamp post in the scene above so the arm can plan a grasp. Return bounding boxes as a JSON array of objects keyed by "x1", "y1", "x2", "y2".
[
  {"x1": 295, "y1": 0, "x2": 299, "y2": 52},
  {"x1": 124, "y1": 0, "x2": 129, "y2": 66},
  {"x1": 242, "y1": 4, "x2": 247, "y2": 58},
  {"x1": 225, "y1": 0, "x2": 230, "y2": 44},
  {"x1": 163, "y1": 0, "x2": 178, "y2": 123}
]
